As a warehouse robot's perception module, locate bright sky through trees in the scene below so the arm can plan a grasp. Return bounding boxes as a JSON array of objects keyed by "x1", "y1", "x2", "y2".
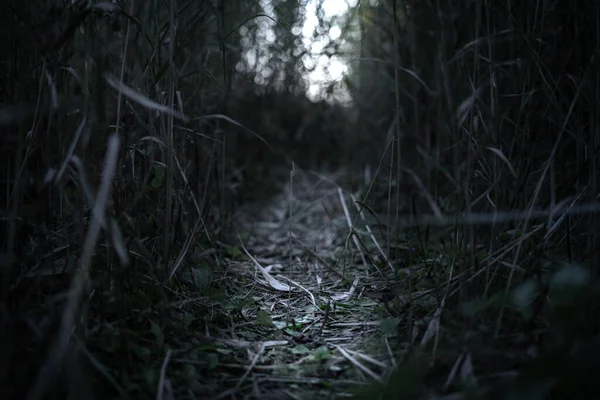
[
  {"x1": 302, "y1": 0, "x2": 357, "y2": 100},
  {"x1": 240, "y1": 0, "x2": 357, "y2": 103}
]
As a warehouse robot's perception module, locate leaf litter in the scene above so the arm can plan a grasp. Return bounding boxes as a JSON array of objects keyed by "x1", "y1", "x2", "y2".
[{"x1": 199, "y1": 168, "x2": 430, "y2": 400}]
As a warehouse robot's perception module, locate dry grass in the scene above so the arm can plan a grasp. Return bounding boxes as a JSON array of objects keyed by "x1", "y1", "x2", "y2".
[{"x1": 1, "y1": 0, "x2": 600, "y2": 399}]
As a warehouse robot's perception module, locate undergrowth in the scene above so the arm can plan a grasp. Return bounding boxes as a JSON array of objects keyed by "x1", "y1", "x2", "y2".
[{"x1": 1, "y1": 0, "x2": 600, "y2": 399}]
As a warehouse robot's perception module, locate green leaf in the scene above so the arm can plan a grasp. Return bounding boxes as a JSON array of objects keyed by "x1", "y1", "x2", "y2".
[
  {"x1": 231, "y1": 296, "x2": 255, "y2": 310},
  {"x1": 284, "y1": 327, "x2": 299, "y2": 336},
  {"x1": 551, "y1": 264, "x2": 589, "y2": 290},
  {"x1": 229, "y1": 246, "x2": 242, "y2": 259},
  {"x1": 512, "y1": 280, "x2": 539, "y2": 319},
  {"x1": 291, "y1": 345, "x2": 310, "y2": 355},
  {"x1": 380, "y1": 317, "x2": 399, "y2": 337},
  {"x1": 150, "y1": 321, "x2": 164, "y2": 348},
  {"x1": 272, "y1": 320, "x2": 288, "y2": 329},
  {"x1": 191, "y1": 265, "x2": 212, "y2": 291},
  {"x1": 549, "y1": 264, "x2": 591, "y2": 306},
  {"x1": 487, "y1": 290, "x2": 510, "y2": 310},
  {"x1": 133, "y1": 345, "x2": 152, "y2": 362},
  {"x1": 181, "y1": 364, "x2": 198, "y2": 381},
  {"x1": 208, "y1": 287, "x2": 228, "y2": 301},
  {"x1": 475, "y1": 250, "x2": 487, "y2": 263},
  {"x1": 151, "y1": 163, "x2": 165, "y2": 188},
  {"x1": 354, "y1": 357, "x2": 428, "y2": 399},
  {"x1": 142, "y1": 367, "x2": 157, "y2": 389},
  {"x1": 314, "y1": 345, "x2": 330, "y2": 361},
  {"x1": 207, "y1": 353, "x2": 219, "y2": 369},
  {"x1": 501, "y1": 229, "x2": 523, "y2": 240},
  {"x1": 318, "y1": 380, "x2": 333, "y2": 389},
  {"x1": 256, "y1": 310, "x2": 275, "y2": 328},
  {"x1": 98, "y1": 327, "x2": 120, "y2": 353},
  {"x1": 181, "y1": 312, "x2": 194, "y2": 329},
  {"x1": 459, "y1": 297, "x2": 488, "y2": 318}
]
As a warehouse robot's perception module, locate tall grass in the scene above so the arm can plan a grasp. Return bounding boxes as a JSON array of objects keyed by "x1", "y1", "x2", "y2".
[
  {"x1": 2, "y1": 0, "x2": 600, "y2": 398},
  {"x1": 0, "y1": 1, "x2": 235, "y2": 397},
  {"x1": 353, "y1": 0, "x2": 600, "y2": 396}
]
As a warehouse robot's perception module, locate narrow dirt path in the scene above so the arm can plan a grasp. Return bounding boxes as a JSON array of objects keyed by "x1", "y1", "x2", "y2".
[{"x1": 212, "y1": 169, "x2": 399, "y2": 399}]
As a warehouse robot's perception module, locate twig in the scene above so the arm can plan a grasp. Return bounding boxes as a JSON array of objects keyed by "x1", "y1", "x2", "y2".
[
  {"x1": 156, "y1": 349, "x2": 172, "y2": 400},
  {"x1": 213, "y1": 343, "x2": 265, "y2": 399},
  {"x1": 372, "y1": 201, "x2": 600, "y2": 227},
  {"x1": 337, "y1": 187, "x2": 368, "y2": 270}
]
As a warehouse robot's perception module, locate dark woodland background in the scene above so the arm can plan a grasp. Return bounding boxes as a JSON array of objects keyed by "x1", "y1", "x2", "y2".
[{"x1": 2, "y1": 0, "x2": 600, "y2": 399}]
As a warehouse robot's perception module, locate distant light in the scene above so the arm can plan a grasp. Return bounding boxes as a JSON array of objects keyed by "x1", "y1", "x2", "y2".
[
  {"x1": 329, "y1": 26, "x2": 341, "y2": 41},
  {"x1": 301, "y1": 0, "x2": 354, "y2": 103}
]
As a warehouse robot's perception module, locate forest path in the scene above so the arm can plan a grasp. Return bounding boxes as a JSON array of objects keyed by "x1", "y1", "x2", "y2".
[{"x1": 214, "y1": 168, "x2": 399, "y2": 399}]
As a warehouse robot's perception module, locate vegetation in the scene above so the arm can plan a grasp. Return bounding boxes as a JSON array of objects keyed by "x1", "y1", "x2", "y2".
[{"x1": 1, "y1": 0, "x2": 599, "y2": 399}]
